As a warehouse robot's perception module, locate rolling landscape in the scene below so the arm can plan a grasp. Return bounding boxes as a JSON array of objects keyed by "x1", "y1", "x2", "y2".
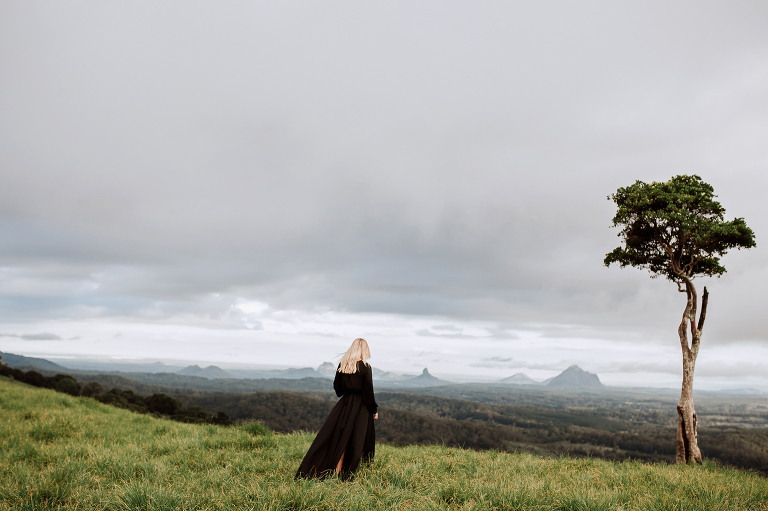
[
  {"x1": 3, "y1": 373, "x2": 768, "y2": 510},
  {"x1": 3, "y1": 351, "x2": 767, "y2": 479}
]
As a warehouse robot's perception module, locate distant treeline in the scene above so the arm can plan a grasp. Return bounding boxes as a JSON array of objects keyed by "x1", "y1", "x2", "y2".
[
  {"x1": 700, "y1": 430, "x2": 768, "y2": 476},
  {"x1": 7, "y1": 365, "x2": 334, "y2": 396},
  {"x1": 0, "y1": 365, "x2": 232, "y2": 426},
  {"x1": 65, "y1": 371, "x2": 335, "y2": 394}
]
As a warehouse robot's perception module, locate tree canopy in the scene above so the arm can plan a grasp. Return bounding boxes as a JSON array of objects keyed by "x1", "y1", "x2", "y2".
[{"x1": 604, "y1": 175, "x2": 755, "y2": 281}]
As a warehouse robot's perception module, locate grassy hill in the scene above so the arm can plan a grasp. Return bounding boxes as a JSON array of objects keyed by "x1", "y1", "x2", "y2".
[
  {"x1": 181, "y1": 390, "x2": 768, "y2": 473},
  {"x1": 1, "y1": 378, "x2": 767, "y2": 511}
]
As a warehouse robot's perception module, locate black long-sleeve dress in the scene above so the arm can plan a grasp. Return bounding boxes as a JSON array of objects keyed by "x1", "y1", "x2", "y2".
[{"x1": 295, "y1": 360, "x2": 378, "y2": 479}]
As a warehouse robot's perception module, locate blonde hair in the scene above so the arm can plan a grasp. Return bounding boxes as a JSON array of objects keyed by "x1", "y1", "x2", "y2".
[{"x1": 338, "y1": 338, "x2": 371, "y2": 374}]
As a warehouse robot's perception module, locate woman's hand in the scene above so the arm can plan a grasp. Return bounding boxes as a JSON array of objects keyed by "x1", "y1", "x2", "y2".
[{"x1": 374, "y1": 413, "x2": 378, "y2": 420}]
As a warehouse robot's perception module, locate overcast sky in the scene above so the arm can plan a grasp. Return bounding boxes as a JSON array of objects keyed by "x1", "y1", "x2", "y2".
[{"x1": 1, "y1": 1, "x2": 767, "y2": 389}]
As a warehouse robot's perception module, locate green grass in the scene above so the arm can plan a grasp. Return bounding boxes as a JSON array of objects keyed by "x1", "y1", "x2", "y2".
[{"x1": 1, "y1": 378, "x2": 767, "y2": 511}]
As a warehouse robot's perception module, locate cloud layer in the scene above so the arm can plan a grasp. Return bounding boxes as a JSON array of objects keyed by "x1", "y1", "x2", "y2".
[{"x1": 1, "y1": 2, "x2": 767, "y2": 386}]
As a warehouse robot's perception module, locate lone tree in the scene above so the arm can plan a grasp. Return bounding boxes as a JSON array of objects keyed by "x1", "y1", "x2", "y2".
[{"x1": 605, "y1": 175, "x2": 755, "y2": 464}]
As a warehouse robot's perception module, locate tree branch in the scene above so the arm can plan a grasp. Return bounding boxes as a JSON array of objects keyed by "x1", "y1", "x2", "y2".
[
  {"x1": 682, "y1": 252, "x2": 703, "y2": 277},
  {"x1": 697, "y1": 286, "x2": 709, "y2": 332},
  {"x1": 679, "y1": 281, "x2": 693, "y2": 353},
  {"x1": 658, "y1": 238, "x2": 674, "y2": 258},
  {"x1": 679, "y1": 307, "x2": 691, "y2": 354},
  {"x1": 686, "y1": 277, "x2": 698, "y2": 336}
]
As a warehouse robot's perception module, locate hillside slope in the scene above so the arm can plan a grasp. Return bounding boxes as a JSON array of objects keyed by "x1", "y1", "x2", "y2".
[
  {"x1": 184, "y1": 390, "x2": 768, "y2": 473},
  {"x1": 1, "y1": 377, "x2": 767, "y2": 511},
  {"x1": 0, "y1": 350, "x2": 70, "y2": 372}
]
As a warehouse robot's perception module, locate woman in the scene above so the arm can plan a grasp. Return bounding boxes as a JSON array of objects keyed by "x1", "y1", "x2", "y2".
[{"x1": 296, "y1": 338, "x2": 378, "y2": 480}]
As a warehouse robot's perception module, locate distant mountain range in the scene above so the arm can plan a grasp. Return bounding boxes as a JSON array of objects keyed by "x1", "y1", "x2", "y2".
[
  {"x1": 315, "y1": 363, "x2": 433, "y2": 384},
  {"x1": 50, "y1": 359, "x2": 185, "y2": 374},
  {"x1": 498, "y1": 373, "x2": 540, "y2": 385},
  {"x1": 376, "y1": 368, "x2": 450, "y2": 388},
  {"x1": 5, "y1": 351, "x2": 761, "y2": 395},
  {"x1": 406, "y1": 368, "x2": 447, "y2": 387},
  {"x1": 375, "y1": 371, "x2": 413, "y2": 381},
  {"x1": 498, "y1": 365, "x2": 602, "y2": 389},
  {"x1": 177, "y1": 365, "x2": 233, "y2": 379},
  {"x1": 0, "y1": 351, "x2": 69, "y2": 372},
  {"x1": 225, "y1": 367, "x2": 325, "y2": 380},
  {"x1": 0, "y1": 350, "x2": 590, "y2": 389}
]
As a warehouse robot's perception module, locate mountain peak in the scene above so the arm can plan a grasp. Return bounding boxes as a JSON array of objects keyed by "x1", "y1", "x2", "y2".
[
  {"x1": 177, "y1": 364, "x2": 231, "y2": 379},
  {"x1": 499, "y1": 372, "x2": 539, "y2": 385},
  {"x1": 547, "y1": 365, "x2": 602, "y2": 388},
  {"x1": 317, "y1": 362, "x2": 336, "y2": 378},
  {"x1": 385, "y1": 366, "x2": 448, "y2": 387}
]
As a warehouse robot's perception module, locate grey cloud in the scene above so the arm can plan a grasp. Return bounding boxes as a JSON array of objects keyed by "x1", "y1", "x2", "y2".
[
  {"x1": 432, "y1": 325, "x2": 462, "y2": 332},
  {"x1": 488, "y1": 332, "x2": 521, "y2": 341},
  {"x1": 598, "y1": 360, "x2": 768, "y2": 380},
  {"x1": 484, "y1": 357, "x2": 513, "y2": 363},
  {"x1": 0, "y1": 2, "x2": 766, "y2": 346},
  {"x1": 21, "y1": 333, "x2": 62, "y2": 341},
  {"x1": 469, "y1": 362, "x2": 511, "y2": 369},
  {"x1": 469, "y1": 359, "x2": 539, "y2": 370},
  {"x1": 601, "y1": 361, "x2": 681, "y2": 375},
  {"x1": 415, "y1": 328, "x2": 485, "y2": 339},
  {"x1": 696, "y1": 362, "x2": 768, "y2": 379},
  {"x1": 0, "y1": 332, "x2": 63, "y2": 341},
  {"x1": 293, "y1": 330, "x2": 337, "y2": 338}
]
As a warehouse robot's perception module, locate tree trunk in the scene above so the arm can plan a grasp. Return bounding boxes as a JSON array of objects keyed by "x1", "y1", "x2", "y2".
[
  {"x1": 676, "y1": 354, "x2": 700, "y2": 464},
  {"x1": 675, "y1": 282, "x2": 707, "y2": 464}
]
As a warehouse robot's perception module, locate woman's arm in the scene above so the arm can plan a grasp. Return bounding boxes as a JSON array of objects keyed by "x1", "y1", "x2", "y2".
[
  {"x1": 361, "y1": 363, "x2": 378, "y2": 415},
  {"x1": 333, "y1": 365, "x2": 345, "y2": 397}
]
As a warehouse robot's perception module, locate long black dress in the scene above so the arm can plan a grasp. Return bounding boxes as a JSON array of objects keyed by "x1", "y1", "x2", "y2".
[{"x1": 295, "y1": 360, "x2": 378, "y2": 479}]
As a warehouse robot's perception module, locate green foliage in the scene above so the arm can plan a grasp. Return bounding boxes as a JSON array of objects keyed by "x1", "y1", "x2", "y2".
[
  {"x1": 93, "y1": 389, "x2": 234, "y2": 426},
  {"x1": 605, "y1": 175, "x2": 755, "y2": 281},
  {"x1": 145, "y1": 393, "x2": 182, "y2": 415},
  {"x1": 80, "y1": 381, "x2": 104, "y2": 398},
  {"x1": 700, "y1": 430, "x2": 768, "y2": 475},
  {"x1": 1, "y1": 379, "x2": 767, "y2": 510},
  {"x1": 95, "y1": 388, "x2": 150, "y2": 414},
  {"x1": 0, "y1": 365, "x2": 79, "y2": 391},
  {"x1": 53, "y1": 377, "x2": 80, "y2": 396},
  {"x1": 80, "y1": 372, "x2": 334, "y2": 394}
]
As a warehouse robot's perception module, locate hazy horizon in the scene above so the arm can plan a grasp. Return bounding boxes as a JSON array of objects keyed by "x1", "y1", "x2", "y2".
[{"x1": 3, "y1": 350, "x2": 759, "y2": 393}]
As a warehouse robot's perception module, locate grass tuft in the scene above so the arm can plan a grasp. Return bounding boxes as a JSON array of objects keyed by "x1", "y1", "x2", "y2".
[{"x1": 239, "y1": 419, "x2": 272, "y2": 436}]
